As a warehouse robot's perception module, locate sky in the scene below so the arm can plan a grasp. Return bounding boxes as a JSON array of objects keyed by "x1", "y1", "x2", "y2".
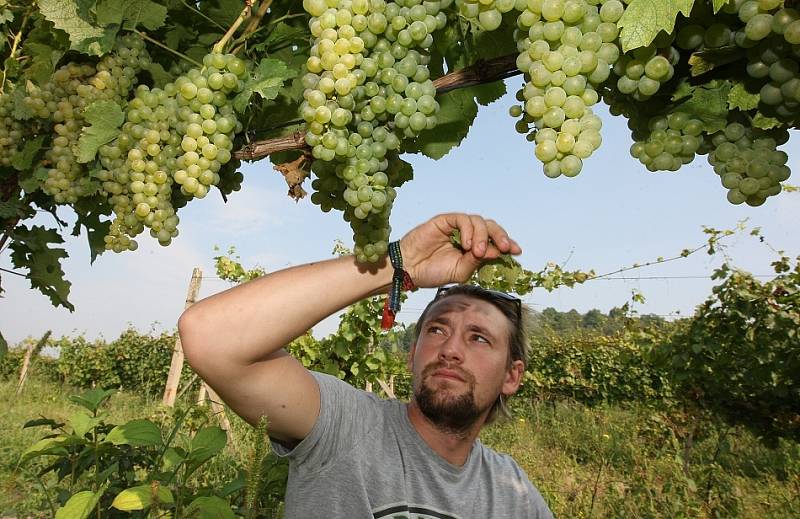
[{"x1": 2, "y1": 80, "x2": 798, "y2": 346}]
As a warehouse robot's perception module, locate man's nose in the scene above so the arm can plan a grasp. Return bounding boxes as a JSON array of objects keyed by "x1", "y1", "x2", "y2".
[{"x1": 438, "y1": 334, "x2": 464, "y2": 362}]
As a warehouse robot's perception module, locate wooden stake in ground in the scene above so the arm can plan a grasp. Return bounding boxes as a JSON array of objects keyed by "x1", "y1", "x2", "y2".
[
  {"x1": 162, "y1": 267, "x2": 203, "y2": 407},
  {"x1": 16, "y1": 331, "x2": 51, "y2": 395}
]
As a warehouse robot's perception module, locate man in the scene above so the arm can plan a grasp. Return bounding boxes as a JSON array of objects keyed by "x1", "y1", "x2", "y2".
[{"x1": 179, "y1": 213, "x2": 553, "y2": 518}]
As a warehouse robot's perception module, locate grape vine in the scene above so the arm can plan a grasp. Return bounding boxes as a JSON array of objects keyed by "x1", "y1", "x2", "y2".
[{"x1": 0, "y1": 0, "x2": 797, "y2": 311}]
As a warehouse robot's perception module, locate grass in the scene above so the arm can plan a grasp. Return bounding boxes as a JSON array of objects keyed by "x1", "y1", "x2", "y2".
[{"x1": 2, "y1": 377, "x2": 798, "y2": 518}]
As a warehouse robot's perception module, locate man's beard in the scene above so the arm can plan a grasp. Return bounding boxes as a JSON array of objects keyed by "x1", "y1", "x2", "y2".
[{"x1": 414, "y1": 362, "x2": 485, "y2": 436}]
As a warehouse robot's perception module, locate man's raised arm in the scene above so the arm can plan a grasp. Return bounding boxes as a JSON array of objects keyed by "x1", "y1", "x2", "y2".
[{"x1": 178, "y1": 213, "x2": 521, "y2": 444}]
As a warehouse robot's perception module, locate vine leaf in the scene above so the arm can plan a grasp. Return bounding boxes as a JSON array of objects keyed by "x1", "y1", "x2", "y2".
[
  {"x1": 232, "y1": 58, "x2": 297, "y2": 114},
  {"x1": 11, "y1": 136, "x2": 45, "y2": 171},
  {"x1": 752, "y1": 112, "x2": 781, "y2": 129},
  {"x1": 673, "y1": 80, "x2": 731, "y2": 134},
  {"x1": 728, "y1": 82, "x2": 760, "y2": 111},
  {"x1": 76, "y1": 101, "x2": 124, "y2": 163},
  {"x1": 8, "y1": 225, "x2": 74, "y2": 311},
  {"x1": 688, "y1": 46, "x2": 744, "y2": 76},
  {"x1": 617, "y1": 0, "x2": 694, "y2": 52},
  {"x1": 72, "y1": 195, "x2": 111, "y2": 263},
  {"x1": 37, "y1": 0, "x2": 114, "y2": 56},
  {"x1": 25, "y1": 42, "x2": 65, "y2": 86},
  {"x1": 95, "y1": 0, "x2": 168, "y2": 31},
  {"x1": 404, "y1": 88, "x2": 478, "y2": 160}
]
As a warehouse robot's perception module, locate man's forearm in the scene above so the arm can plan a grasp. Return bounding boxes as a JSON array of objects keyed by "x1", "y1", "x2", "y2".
[{"x1": 179, "y1": 254, "x2": 394, "y2": 368}]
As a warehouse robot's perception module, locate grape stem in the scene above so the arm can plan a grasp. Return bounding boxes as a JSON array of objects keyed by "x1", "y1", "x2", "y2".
[
  {"x1": 0, "y1": 10, "x2": 31, "y2": 95},
  {"x1": 237, "y1": 0, "x2": 274, "y2": 45},
  {"x1": 213, "y1": 0, "x2": 255, "y2": 54},
  {"x1": 233, "y1": 53, "x2": 522, "y2": 160},
  {"x1": 131, "y1": 30, "x2": 202, "y2": 67}
]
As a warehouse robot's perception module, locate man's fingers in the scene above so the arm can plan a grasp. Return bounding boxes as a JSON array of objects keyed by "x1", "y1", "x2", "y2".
[
  {"x1": 438, "y1": 213, "x2": 475, "y2": 250},
  {"x1": 468, "y1": 214, "x2": 489, "y2": 258},
  {"x1": 485, "y1": 219, "x2": 523, "y2": 256}
]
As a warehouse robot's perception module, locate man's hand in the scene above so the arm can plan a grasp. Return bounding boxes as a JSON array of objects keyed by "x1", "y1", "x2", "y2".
[{"x1": 400, "y1": 213, "x2": 522, "y2": 288}]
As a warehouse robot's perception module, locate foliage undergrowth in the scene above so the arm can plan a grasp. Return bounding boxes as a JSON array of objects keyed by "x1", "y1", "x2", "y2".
[{"x1": 2, "y1": 377, "x2": 798, "y2": 518}]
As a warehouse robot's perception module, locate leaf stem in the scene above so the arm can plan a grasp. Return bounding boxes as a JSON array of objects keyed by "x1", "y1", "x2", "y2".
[
  {"x1": 213, "y1": 1, "x2": 254, "y2": 54},
  {"x1": 0, "y1": 10, "x2": 31, "y2": 94},
  {"x1": 180, "y1": 0, "x2": 227, "y2": 31},
  {"x1": 130, "y1": 30, "x2": 202, "y2": 67}
]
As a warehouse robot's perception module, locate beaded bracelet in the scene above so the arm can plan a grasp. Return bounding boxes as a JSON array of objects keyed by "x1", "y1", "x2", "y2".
[{"x1": 381, "y1": 241, "x2": 416, "y2": 330}]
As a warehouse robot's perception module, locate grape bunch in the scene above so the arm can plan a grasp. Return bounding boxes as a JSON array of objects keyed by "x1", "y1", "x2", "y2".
[
  {"x1": 0, "y1": 94, "x2": 24, "y2": 167},
  {"x1": 97, "y1": 53, "x2": 248, "y2": 252},
  {"x1": 301, "y1": 0, "x2": 446, "y2": 263},
  {"x1": 745, "y1": 38, "x2": 800, "y2": 121},
  {"x1": 706, "y1": 121, "x2": 790, "y2": 207},
  {"x1": 510, "y1": 0, "x2": 624, "y2": 178},
  {"x1": 21, "y1": 35, "x2": 150, "y2": 204},
  {"x1": 629, "y1": 112, "x2": 704, "y2": 172},
  {"x1": 455, "y1": 0, "x2": 518, "y2": 31},
  {"x1": 612, "y1": 44, "x2": 679, "y2": 101}
]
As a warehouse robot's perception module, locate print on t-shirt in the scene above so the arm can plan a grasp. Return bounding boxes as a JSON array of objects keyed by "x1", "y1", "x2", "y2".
[{"x1": 373, "y1": 502, "x2": 460, "y2": 519}]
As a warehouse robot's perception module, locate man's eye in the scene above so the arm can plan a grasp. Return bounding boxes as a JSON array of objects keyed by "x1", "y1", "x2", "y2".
[
  {"x1": 472, "y1": 334, "x2": 489, "y2": 344},
  {"x1": 427, "y1": 326, "x2": 444, "y2": 334}
]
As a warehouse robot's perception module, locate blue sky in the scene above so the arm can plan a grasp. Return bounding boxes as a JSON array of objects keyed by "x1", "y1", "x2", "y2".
[{"x1": 2, "y1": 81, "x2": 798, "y2": 345}]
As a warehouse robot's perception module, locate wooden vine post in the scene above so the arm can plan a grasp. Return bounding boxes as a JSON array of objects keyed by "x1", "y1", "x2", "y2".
[
  {"x1": 16, "y1": 330, "x2": 51, "y2": 396},
  {"x1": 162, "y1": 267, "x2": 203, "y2": 407}
]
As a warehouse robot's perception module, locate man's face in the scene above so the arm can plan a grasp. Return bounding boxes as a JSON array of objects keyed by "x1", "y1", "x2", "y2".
[{"x1": 409, "y1": 295, "x2": 524, "y2": 434}]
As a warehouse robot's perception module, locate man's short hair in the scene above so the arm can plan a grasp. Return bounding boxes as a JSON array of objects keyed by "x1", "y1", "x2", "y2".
[{"x1": 412, "y1": 285, "x2": 531, "y2": 425}]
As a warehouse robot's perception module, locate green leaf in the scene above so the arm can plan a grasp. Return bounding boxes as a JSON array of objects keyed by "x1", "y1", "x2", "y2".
[
  {"x1": 68, "y1": 412, "x2": 103, "y2": 437},
  {"x1": 76, "y1": 100, "x2": 124, "y2": 163},
  {"x1": 752, "y1": 112, "x2": 781, "y2": 129},
  {"x1": 711, "y1": 0, "x2": 728, "y2": 12},
  {"x1": 105, "y1": 419, "x2": 162, "y2": 446},
  {"x1": 11, "y1": 90, "x2": 35, "y2": 121},
  {"x1": 185, "y1": 426, "x2": 227, "y2": 472},
  {"x1": 20, "y1": 437, "x2": 71, "y2": 463},
  {"x1": 673, "y1": 80, "x2": 731, "y2": 134},
  {"x1": 71, "y1": 195, "x2": 111, "y2": 263},
  {"x1": 111, "y1": 484, "x2": 173, "y2": 511},
  {"x1": 37, "y1": 0, "x2": 114, "y2": 56},
  {"x1": 728, "y1": 82, "x2": 760, "y2": 111},
  {"x1": 0, "y1": 8, "x2": 13, "y2": 25},
  {"x1": 25, "y1": 42, "x2": 65, "y2": 86},
  {"x1": 201, "y1": 0, "x2": 244, "y2": 27},
  {"x1": 143, "y1": 62, "x2": 172, "y2": 88},
  {"x1": 233, "y1": 58, "x2": 297, "y2": 113},
  {"x1": 617, "y1": 0, "x2": 695, "y2": 52},
  {"x1": 0, "y1": 331, "x2": 6, "y2": 359},
  {"x1": 11, "y1": 135, "x2": 45, "y2": 171},
  {"x1": 385, "y1": 155, "x2": 413, "y2": 187},
  {"x1": 184, "y1": 496, "x2": 236, "y2": 519},
  {"x1": 405, "y1": 88, "x2": 478, "y2": 159},
  {"x1": 688, "y1": 46, "x2": 745, "y2": 76},
  {"x1": 0, "y1": 198, "x2": 35, "y2": 220},
  {"x1": 18, "y1": 167, "x2": 49, "y2": 194},
  {"x1": 69, "y1": 388, "x2": 115, "y2": 412},
  {"x1": 95, "y1": 0, "x2": 168, "y2": 31},
  {"x1": 160, "y1": 447, "x2": 184, "y2": 472},
  {"x1": 8, "y1": 225, "x2": 73, "y2": 310},
  {"x1": 55, "y1": 488, "x2": 105, "y2": 519}
]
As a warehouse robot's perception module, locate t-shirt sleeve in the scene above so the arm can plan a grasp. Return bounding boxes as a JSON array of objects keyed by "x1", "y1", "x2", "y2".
[{"x1": 270, "y1": 371, "x2": 381, "y2": 474}]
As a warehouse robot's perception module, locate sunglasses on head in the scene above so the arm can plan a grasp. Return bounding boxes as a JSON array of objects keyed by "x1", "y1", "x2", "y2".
[{"x1": 434, "y1": 285, "x2": 522, "y2": 321}]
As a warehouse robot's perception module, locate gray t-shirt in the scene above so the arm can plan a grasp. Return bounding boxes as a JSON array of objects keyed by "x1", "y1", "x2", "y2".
[{"x1": 271, "y1": 371, "x2": 553, "y2": 518}]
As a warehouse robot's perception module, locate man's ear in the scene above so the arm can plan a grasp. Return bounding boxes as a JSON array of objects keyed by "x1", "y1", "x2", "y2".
[{"x1": 501, "y1": 360, "x2": 525, "y2": 397}]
